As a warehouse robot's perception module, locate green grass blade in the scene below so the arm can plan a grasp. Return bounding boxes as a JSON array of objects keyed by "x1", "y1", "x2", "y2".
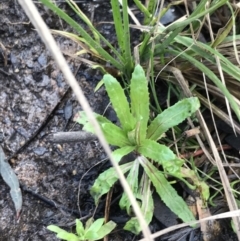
[
  {"x1": 111, "y1": 0, "x2": 124, "y2": 53},
  {"x1": 211, "y1": 8, "x2": 235, "y2": 48},
  {"x1": 173, "y1": 36, "x2": 240, "y2": 80},
  {"x1": 130, "y1": 65, "x2": 149, "y2": 144},
  {"x1": 147, "y1": 97, "x2": 200, "y2": 141},
  {"x1": 164, "y1": 0, "x2": 228, "y2": 33},
  {"x1": 139, "y1": 156, "x2": 196, "y2": 224},
  {"x1": 40, "y1": 0, "x2": 123, "y2": 70},
  {"x1": 168, "y1": 48, "x2": 240, "y2": 120},
  {"x1": 103, "y1": 74, "x2": 136, "y2": 132},
  {"x1": 133, "y1": 0, "x2": 151, "y2": 19},
  {"x1": 155, "y1": 0, "x2": 228, "y2": 54},
  {"x1": 122, "y1": 0, "x2": 133, "y2": 77},
  {"x1": 67, "y1": 0, "x2": 100, "y2": 42}
]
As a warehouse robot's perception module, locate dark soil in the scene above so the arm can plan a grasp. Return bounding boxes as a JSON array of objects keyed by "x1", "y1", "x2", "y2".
[
  {"x1": 0, "y1": 1, "x2": 111, "y2": 240},
  {"x1": 0, "y1": 1, "x2": 238, "y2": 241}
]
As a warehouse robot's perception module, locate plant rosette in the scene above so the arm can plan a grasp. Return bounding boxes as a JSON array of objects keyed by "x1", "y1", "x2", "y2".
[
  {"x1": 48, "y1": 218, "x2": 116, "y2": 241},
  {"x1": 74, "y1": 65, "x2": 209, "y2": 234}
]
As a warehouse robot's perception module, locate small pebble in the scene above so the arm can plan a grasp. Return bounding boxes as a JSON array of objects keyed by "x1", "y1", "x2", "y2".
[{"x1": 33, "y1": 146, "x2": 47, "y2": 156}]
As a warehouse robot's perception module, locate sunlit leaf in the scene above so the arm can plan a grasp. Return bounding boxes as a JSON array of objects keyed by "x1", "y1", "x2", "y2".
[
  {"x1": 56, "y1": 232, "x2": 79, "y2": 241},
  {"x1": 0, "y1": 146, "x2": 22, "y2": 217},
  {"x1": 139, "y1": 156, "x2": 196, "y2": 224},
  {"x1": 75, "y1": 219, "x2": 84, "y2": 238},
  {"x1": 47, "y1": 225, "x2": 79, "y2": 241},
  {"x1": 130, "y1": 65, "x2": 149, "y2": 144},
  {"x1": 85, "y1": 218, "x2": 104, "y2": 239},
  {"x1": 147, "y1": 97, "x2": 200, "y2": 141},
  {"x1": 96, "y1": 221, "x2": 117, "y2": 239},
  {"x1": 85, "y1": 217, "x2": 94, "y2": 230},
  {"x1": 103, "y1": 74, "x2": 136, "y2": 132},
  {"x1": 47, "y1": 225, "x2": 65, "y2": 233}
]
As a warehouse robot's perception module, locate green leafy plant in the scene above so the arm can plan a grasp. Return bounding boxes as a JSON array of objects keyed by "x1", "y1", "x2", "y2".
[
  {"x1": 47, "y1": 218, "x2": 116, "y2": 241},
  {"x1": 75, "y1": 65, "x2": 209, "y2": 234}
]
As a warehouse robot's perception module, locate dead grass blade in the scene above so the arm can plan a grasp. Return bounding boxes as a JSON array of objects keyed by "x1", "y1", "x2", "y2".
[
  {"x1": 197, "y1": 112, "x2": 240, "y2": 241},
  {"x1": 194, "y1": 91, "x2": 240, "y2": 135},
  {"x1": 139, "y1": 209, "x2": 240, "y2": 241}
]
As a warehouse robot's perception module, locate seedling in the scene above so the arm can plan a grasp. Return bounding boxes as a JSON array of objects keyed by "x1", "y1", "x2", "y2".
[
  {"x1": 47, "y1": 218, "x2": 116, "y2": 241},
  {"x1": 75, "y1": 65, "x2": 209, "y2": 234}
]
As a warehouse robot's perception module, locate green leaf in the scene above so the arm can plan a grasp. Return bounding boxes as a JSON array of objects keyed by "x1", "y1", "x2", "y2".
[
  {"x1": 119, "y1": 159, "x2": 140, "y2": 214},
  {"x1": 0, "y1": 146, "x2": 22, "y2": 216},
  {"x1": 130, "y1": 65, "x2": 149, "y2": 144},
  {"x1": 112, "y1": 146, "x2": 136, "y2": 163},
  {"x1": 76, "y1": 219, "x2": 84, "y2": 238},
  {"x1": 85, "y1": 217, "x2": 94, "y2": 230},
  {"x1": 94, "y1": 79, "x2": 104, "y2": 92},
  {"x1": 127, "y1": 127, "x2": 138, "y2": 145},
  {"x1": 147, "y1": 97, "x2": 200, "y2": 141},
  {"x1": 85, "y1": 218, "x2": 104, "y2": 239},
  {"x1": 138, "y1": 173, "x2": 154, "y2": 222},
  {"x1": 74, "y1": 111, "x2": 131, "y2": 147},
  {"x1": 90, "y1": 162, "x2": 133, "y2": 204},
  {"x1": 139, "y1": 156, "x2": 196, "y2": 224},
  {"x1": 180, "y1": 167, "x2": 210, "y2": 202},
  {"x1": 138, "y1": 139, "x2": 176, "y2": 164},
  {"x1": 100, "y1": 123, "x2": 131, "y2": 147},
  {"x1": 138, "y1": 140, "x2": 185, "y2": 176},
  {"x1": 103, "y1": 74, "x2": 136, "y2": 132},
  {"x1": 56, "y1": 232, "x2": 79, "y2": 241},
  {"x1": 47, "y1": 225, "x2": 79, "y2": 241},
  {"x1": 74, "y1": 111, "x2": 111, "y2": 133},
  {"x1": 124, "y1": 217, "x2": 141, "y2": 235},
  {"x1": 96, "y1": 221, "x2": 117, "y2": 240},
  {"x1": 47, "y1": 225, "x2": 65, "y2": 233},
  {"x1": 124, "y1": 172, "x2": 154, "y2": 234},
  {"x1": 163, "y1": 158, "x2": 185, "y2": 175}
]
